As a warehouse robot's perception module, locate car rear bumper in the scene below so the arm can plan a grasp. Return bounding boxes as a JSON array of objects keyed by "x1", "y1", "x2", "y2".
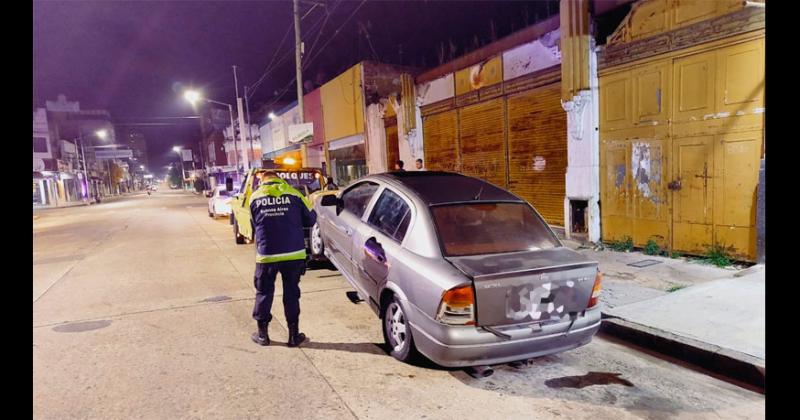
[{"x1": 406, "y1": 302, "x2": 601, "y2": 367}]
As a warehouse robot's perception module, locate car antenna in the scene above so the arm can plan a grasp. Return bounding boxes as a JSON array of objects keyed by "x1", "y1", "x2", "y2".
[{"x1": 474, "y1": 186, "x2": 483, "y2": 200}]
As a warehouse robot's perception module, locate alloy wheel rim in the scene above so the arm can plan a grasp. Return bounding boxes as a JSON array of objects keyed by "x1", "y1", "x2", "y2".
[{"x1": 387, "y1": 303, "x2": 407, "y2": 352}]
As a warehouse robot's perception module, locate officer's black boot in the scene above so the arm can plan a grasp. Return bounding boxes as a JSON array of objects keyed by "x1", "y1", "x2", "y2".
[
  {"x1": 287, "y1": 322, "x2": 307, "y2": 347},
  {"x1": 251, "y1": 321, "x2": 270, "y2": 346}
]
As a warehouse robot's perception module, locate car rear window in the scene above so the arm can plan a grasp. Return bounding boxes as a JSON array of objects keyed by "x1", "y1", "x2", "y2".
[{"x1": 431, "y1": 202, "x2": 559, "y2": 257}]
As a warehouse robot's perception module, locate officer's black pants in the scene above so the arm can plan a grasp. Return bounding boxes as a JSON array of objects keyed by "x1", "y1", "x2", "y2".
[{"x1": 252, "y1": 260, "x2": 306, "y2": 325}]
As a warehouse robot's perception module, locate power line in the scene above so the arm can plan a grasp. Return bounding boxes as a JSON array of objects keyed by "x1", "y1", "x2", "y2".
[
  {"x1": 248, "y1": 1, "x2": 337, "y2": 99},
  {"x1": 302, "y1": 0, "x2": 367, "y2": 71},
  {"x1": 252, "y1": 0, "x2": 366, "y2": 117},
  {"x1": 302, "y1": 7, "x2": 332, "y2": 68}
]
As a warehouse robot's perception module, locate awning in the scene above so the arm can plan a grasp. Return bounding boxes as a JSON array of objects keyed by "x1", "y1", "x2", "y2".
[
  {"x1": 33, "y1": 171, "x2": 56, "y2": 179},
  {"x1": 263, "y1": 143, "x2": 301, "y2": 159},
  {"x1": 328, "y1": 134, "x2": 364, "y2": 151}
]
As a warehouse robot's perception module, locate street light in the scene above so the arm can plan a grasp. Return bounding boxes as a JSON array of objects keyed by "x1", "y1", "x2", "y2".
[
  {"x1": 182, "y1": 88, "x2": 241, "y2": 172},
  {"x1": 95, "y1": 129, "x2": 108, "y2": 140},
  {"x1": 183, "y1": 90, "x2": 201, "y2": 107},
  {"x1": 268, "y1": 112, "x2": 277, "y2": 120}
]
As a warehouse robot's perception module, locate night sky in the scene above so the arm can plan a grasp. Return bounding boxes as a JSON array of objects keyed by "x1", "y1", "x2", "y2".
[{"x1": 33, "y1": 0, "x2": 562, "y2": 175}]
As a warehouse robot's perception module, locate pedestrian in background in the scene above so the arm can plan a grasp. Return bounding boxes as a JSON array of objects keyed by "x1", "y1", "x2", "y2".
[{"x1": 394, "y1": 160, "x2": 405, "y2": 171}]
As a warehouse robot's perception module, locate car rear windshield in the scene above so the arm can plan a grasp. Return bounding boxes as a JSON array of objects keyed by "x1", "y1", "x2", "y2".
[
  {"x1": 218, "y1": 190, "x2": 230, "y2": 197},
  {"x1": 431, "y1": 202, "x2": 560, "y2": 257}
]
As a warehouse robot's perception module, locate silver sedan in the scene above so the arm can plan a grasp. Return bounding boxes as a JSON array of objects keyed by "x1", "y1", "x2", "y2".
[{"x1": 315, "y1": 171, "x2": 602, "y2": 369}]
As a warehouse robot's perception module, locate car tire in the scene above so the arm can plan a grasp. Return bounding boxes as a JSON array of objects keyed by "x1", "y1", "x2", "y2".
[
  {"x1": 310, "y1": 223, "x2": 325, "y2": 258},
  {"x1": 383, "y1": 296, "x2": 418, "y2": 363},
  {"x1": 234, "y1": 220, "x2": 245, "y2": 244},
  {"x1": 208, "y1": 210, "x2": 214, "y2": 218}
]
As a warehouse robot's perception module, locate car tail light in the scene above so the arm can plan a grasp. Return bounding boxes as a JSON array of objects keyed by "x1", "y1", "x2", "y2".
[
  {"x1": 587, "y1": 271, "x2": 602, "y2": 308},
  {"x1": 436, "y1": 284, "x2": 475, "y2": 325}
]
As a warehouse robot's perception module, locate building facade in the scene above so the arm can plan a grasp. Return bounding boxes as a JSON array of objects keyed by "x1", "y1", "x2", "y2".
[{"x1": 597, "y1": 0, "x2": 765, "y2": 261}]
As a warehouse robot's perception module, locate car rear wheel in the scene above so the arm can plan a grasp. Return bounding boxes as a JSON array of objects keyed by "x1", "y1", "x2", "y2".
[
  {"x1": 383, "y1": 297, "x2": 418, "y2": 363},
  {"x1": 310, "y1": 223, "x2": 324, "y2": 258},
  {"x1": 233, "y1": 220, "x2": 245, "y2": 244}
]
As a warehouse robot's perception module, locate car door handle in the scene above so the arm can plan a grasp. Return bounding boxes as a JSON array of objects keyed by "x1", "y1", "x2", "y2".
[{"x1": 364, "y1": 237, "x2": 386, "y2": 264}]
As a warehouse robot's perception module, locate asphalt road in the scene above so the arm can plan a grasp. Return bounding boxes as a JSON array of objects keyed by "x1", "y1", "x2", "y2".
[{"x1": 33, "y1": 188, "x2": 765, "y2": 419}]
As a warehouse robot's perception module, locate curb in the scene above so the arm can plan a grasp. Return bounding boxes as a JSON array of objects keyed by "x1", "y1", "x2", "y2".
[{"x1": 600, "y1": 317, "x2": 764, "y2": 391}]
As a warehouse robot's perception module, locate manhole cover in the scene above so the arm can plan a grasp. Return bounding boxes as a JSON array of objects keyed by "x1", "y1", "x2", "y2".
[
  {"x1": 53, "y1": 320, "x2": 112, "y2": 333},
  {"x1": 627, "y1": 259, "x2": 662, "y2": 268}
]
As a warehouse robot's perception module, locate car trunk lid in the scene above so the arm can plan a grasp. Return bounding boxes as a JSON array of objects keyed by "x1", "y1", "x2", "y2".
[{"x1": 447, "y1": 247, "x2": 598, "y2": 327}]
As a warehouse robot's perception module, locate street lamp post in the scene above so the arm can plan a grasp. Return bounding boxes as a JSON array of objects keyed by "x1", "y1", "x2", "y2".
[{"x1": 183, "y1": 90, "x2": 240, "y2": 173}]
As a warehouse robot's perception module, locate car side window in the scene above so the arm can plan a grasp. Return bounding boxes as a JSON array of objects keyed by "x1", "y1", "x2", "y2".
[
  {"x1": 367, "y1": 189, "x2": 412, "y2": 242},
  {"x1": 341, "y1": 182, "x2": 379, "y2": 218}
]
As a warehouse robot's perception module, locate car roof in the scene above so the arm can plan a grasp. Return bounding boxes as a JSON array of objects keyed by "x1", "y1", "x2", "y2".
[{"x1": 375, "y1": 171, "x2": 523, "y2": 205}]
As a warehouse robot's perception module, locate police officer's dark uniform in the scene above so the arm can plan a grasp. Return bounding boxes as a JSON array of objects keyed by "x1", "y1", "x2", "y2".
[{"x1": 249, "y1": 172, "x2": 317, "y2": 347}]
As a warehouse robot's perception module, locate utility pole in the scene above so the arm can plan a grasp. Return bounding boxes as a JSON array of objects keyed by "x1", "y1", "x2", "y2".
[
  {"x1": 77, "y1": 127, "x2": 90, "y2": 202},
  {"x1": 293, "y1": 0, "x2": 308, "y2": 167},
  {"x1": 233, "y1": 65, "x2": 251, "y2": 171},
  {"x1": 245, "y1": 85, "x2": 256, "y2": 167}
]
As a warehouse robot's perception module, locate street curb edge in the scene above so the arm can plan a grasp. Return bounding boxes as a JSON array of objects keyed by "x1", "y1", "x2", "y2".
[{"x1": 599, "y1": 317, "x2": 765, "y2": 391}]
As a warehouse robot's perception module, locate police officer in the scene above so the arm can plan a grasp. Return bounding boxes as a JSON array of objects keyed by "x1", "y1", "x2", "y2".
[{"x1": 249, "y1": 170, "x2": 317, "y2": 347}]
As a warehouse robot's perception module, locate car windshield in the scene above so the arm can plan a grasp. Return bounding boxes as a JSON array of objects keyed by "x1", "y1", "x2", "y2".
[{"x1": 431, "y1": 202, "x2": 560, "y2": 257}]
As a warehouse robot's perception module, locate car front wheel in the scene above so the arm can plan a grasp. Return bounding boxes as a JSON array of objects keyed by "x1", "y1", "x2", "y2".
[{"x1": 310, "y1": 223, "x2": 324, "y2": 258}]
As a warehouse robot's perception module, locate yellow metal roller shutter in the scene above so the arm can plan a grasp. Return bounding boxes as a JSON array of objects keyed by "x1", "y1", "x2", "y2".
[
  {"x1": 422, "y1": 110, "x2": 459, "y2": 172},
  {"x1": 506, "y1": 82, "x2": 567, "y2": 226},
  {"x1": 458, "y1": 98, "x2": 507, "y2": 188}
]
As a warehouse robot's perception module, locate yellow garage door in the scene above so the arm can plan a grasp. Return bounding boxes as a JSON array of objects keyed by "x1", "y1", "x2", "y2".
[
  {"x1": 457, "y1": 98, "x2": 507, "y2": 188},
  {"x1": 506, "y1": 82, "x2": 567, "y2": 226},
  {"x1": 422, "y1": 110, "x2": 459, "y2": 172}
]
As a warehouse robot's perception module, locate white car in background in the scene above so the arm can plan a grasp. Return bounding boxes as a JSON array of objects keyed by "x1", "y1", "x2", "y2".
[{"x1": 208, "y1": 186, "x2": 233, "y2": 218}]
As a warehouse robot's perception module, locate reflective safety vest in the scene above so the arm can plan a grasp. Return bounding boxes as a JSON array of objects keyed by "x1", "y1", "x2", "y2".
[{"x1": 249, "y1": 178, "x2": 317, "y2": 263}]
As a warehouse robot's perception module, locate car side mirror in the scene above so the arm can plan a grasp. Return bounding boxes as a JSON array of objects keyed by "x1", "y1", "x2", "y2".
[
  {"x1": 321, "y1": 195, "x2": 338, "y2": 206},
  {"x1": 225, "y1": 177, "x2": 233, "y2": 192}
]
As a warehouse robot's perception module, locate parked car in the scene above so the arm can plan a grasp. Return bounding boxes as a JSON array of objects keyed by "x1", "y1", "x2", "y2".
[
  {"x1": 208, "y1": 186, "x2": 233, "y2": 218},
  {"x1": 229, "y1": 167, "x2": 333, "y2": 261},
  {"x1": 315, "y1": 171, "x2": 602, "y2": 369}
]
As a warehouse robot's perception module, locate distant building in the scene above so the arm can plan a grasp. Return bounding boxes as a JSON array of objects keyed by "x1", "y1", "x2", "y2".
[{"x1": 34, "y1": 94, "x2": 118, "y2": 207}]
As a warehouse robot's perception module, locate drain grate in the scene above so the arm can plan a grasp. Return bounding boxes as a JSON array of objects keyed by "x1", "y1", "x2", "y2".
[{"x1": 627, "y1": 259, "x2": 662, "y2": 268}]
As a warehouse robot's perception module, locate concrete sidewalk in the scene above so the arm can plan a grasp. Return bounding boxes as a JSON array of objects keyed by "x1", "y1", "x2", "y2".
[{"x1": 562, "y1": 239, "x2": 765, "y2": 389}]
